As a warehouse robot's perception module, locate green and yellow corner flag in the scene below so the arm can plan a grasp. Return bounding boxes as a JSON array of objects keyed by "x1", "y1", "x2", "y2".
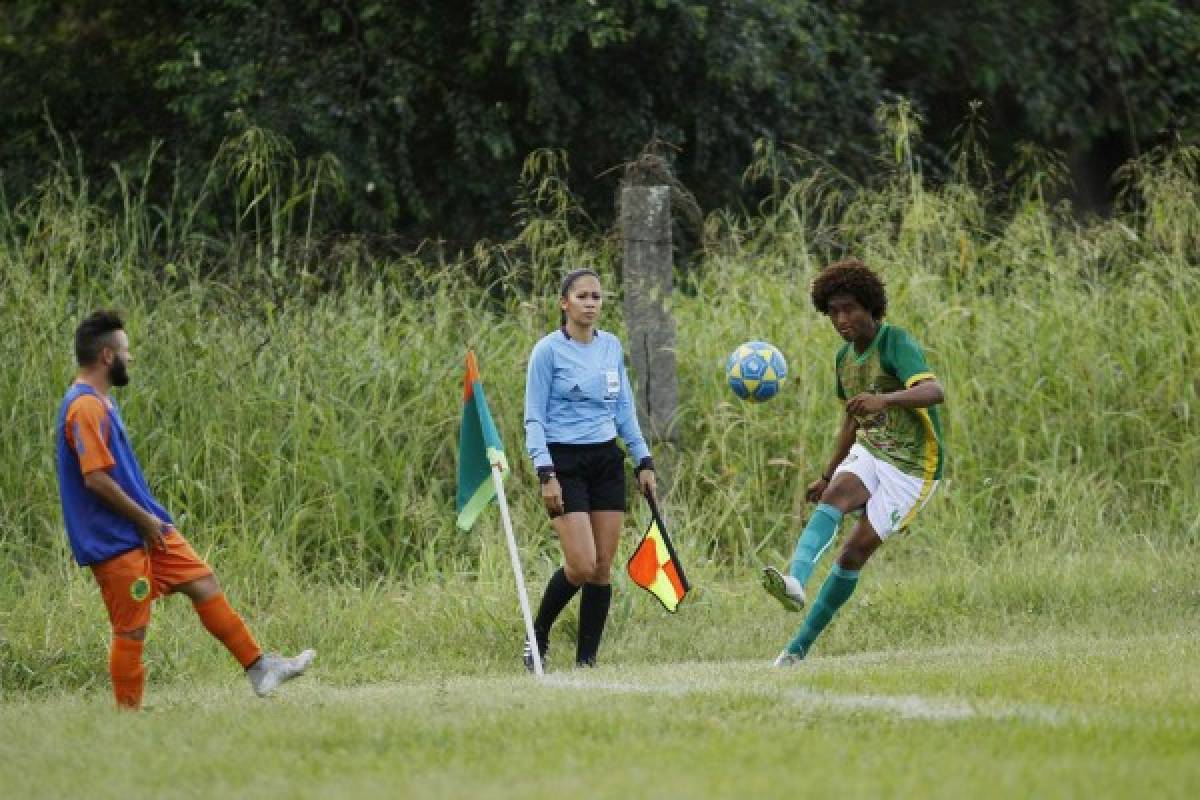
[
  {"x1": 456, "y1": 351, "x2": 509, "y2": 531},
  {"x1": 626, "y1": 496, "x2": 690, "y2": 612}
]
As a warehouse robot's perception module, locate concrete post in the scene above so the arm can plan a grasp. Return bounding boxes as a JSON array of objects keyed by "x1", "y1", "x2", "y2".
[{"x1": 620, "y1": 183, "x2": 678, "y2": 447}]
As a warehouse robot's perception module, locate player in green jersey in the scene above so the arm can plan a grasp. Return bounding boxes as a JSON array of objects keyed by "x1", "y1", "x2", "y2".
[{"x1": 762, "y1": 259, "x2": 945, "y2": 665}]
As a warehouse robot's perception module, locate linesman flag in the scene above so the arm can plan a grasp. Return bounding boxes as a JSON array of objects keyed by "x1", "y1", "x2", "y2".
[
  {"x1": 456, "y1": 351, "x2": 509, "y2": 531},
  {"x1": 626, "y1": 495, "x2": 690, "y2": 612}
]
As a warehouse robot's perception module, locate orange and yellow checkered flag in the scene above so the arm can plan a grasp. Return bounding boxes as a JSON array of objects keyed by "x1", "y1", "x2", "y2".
[{"x1": 626, "y1": 496, "x2": 690, "y2": 612}]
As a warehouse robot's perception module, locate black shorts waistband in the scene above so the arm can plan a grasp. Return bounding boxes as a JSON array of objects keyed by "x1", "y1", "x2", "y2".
[{"x1": 547, "y1": 439, "x2": 618, "y2": 453}]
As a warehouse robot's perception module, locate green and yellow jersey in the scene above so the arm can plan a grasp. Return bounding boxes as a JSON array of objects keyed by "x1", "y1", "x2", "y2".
[{"x1": 835, "y1": 323, "x2": 944, "y2": 481}]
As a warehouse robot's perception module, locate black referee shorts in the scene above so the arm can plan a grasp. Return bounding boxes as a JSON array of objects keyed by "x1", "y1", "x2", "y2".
[{"x1": 547, "y1": 440, "x2": 627, "y2": 514}]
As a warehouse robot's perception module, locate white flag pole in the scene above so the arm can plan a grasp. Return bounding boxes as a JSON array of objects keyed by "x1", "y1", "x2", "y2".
[{"x1": 490, "y1": 462, "x2": 543, "y2": 677}]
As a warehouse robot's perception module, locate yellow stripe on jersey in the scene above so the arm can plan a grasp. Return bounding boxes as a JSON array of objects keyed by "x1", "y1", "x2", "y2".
[
  {"x1": 896, "y1": 406, "x2": 940, "y2": 531},
  {"x1": 905, "y1": 372, "x2": 936, "y2": 389}
]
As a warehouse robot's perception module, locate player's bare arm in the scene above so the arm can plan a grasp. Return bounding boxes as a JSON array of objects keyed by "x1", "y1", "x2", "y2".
[
  {"x1": 806, "y1": 413, "x2": 859, "y2": 503},
  {"x1": 83, "y1": 469, "x2": 168, "y2": 551},
  {"x1": 845, "y1": 377, "x2": 944, "y2": 415}
]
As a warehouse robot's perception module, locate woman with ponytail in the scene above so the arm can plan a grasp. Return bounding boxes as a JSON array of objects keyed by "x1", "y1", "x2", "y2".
[{"x1": 522, "y1": 268, "x2": 656, "y2": 669}]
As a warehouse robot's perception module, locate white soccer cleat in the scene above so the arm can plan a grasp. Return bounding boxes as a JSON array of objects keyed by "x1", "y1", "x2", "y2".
[
  {"x1": 773, "y1": 650, "x2": 805, "y2": 668},
  {"x1": 761, "y1": 566, "x2": 806, "y2": 612},
  {"x1": 247, "y1": 649, "x2": 316, "y2": 697}
]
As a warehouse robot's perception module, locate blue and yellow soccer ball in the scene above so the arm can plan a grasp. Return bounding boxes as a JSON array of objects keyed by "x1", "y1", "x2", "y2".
[{"x1": 725, "y1": 341, "x2": 788, "y2": 402}]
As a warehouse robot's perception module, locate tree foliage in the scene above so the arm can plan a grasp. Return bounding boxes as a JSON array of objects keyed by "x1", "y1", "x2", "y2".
[
  {"x1": 2, "y1": 1, "x2": 1198, "y2": 239},
  {"x1": 868, "y1": 1, "x2": 1200, "y2": 205},
  {"x1": 149, "y1": 0, "x2": 880, "y2": 236}
]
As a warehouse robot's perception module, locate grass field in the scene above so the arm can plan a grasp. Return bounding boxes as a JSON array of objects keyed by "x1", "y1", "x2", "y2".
[
  {"x1": 4, "y1": 554, "x2": 1199, "y2": 798},
  {"x1": 3, "y1": 610, "x2": 1197, "y2": 798}
]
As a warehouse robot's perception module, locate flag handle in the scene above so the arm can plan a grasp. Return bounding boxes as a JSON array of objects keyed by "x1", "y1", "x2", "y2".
[
  {"x1": 491, "y1": 462, "x2": 543, "y2": 677},
  {"x1": 641, "y1": 491, "x2": 690, "y2": 591}
]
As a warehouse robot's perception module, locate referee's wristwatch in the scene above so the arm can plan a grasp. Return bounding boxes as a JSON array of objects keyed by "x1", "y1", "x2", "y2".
[
  {"x1": 537, "y1": 466, "x2": 557, "y2": 485},
  {"x1": 633, "y1": 457, "x2": 655, "y2": 477}
]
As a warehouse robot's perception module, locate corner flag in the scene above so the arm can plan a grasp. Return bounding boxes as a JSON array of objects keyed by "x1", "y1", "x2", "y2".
[
  {"x1": 456, "y1": 351, "x2": 509, "y2": 531},
  {"x1": 626, "y1": 495, "x2": 690, "y2": 612},
  {"x1": 453, "y1": 350, "x2": 543, "y2": 676}
]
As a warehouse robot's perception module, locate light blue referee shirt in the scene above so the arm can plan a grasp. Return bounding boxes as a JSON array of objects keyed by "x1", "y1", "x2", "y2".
[{"x1": 524, "y1": 329, "x2": 651, "y2": 469}]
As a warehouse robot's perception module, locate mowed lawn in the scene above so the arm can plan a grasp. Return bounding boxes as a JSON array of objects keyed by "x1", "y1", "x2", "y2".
[{"x1": 3, "y1": 630, "x2": 1198, "y2": 799}]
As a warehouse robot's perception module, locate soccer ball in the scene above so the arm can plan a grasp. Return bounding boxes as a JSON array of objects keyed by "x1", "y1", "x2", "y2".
[{"x1": 725, "y1": 341, "x2": 788, "y2": 402}]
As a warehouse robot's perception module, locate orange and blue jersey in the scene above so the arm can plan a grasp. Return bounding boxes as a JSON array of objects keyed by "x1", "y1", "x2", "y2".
[{"x1": 55, "y1": 382, "x2": 173, "y2": 566}]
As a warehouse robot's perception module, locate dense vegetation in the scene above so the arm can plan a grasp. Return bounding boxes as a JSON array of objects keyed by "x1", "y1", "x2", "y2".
[
  {"x1": 2, "y1": 107, "x2": 1196, "y2": 586},
  {"x1": 4, "y1": 1, "x2": 1199, "y2": 240}
]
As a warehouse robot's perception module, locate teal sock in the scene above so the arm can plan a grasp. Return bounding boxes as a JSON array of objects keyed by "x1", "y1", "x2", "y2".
[
  {"x1": 788, "y1": 503, "x2": 843, "y2": 584},
  {"x1": 787, "y1": 564, "x2": 860, "y2": 656}
]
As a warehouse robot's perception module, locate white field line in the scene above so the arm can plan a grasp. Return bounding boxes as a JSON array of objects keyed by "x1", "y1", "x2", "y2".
[
  {"x1": 799, "y1": 633, "x2": 1179, "y2": 667},
  {"x1": 540, "y1": 673, "x2": 1069, "y2": 725}
]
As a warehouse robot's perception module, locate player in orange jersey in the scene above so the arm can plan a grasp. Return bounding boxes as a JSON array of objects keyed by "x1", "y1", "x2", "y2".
[{"x1": 55, "y1": 310, "x2": 314, "y2": 709}]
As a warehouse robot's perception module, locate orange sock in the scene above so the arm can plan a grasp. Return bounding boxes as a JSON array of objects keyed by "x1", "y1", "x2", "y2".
[
  {"x1": 110, "y1": 637, "x2": 145, "y2": 710},
  {"x1": 193, "y1": 593, "x2": 263, "y2": 668}
]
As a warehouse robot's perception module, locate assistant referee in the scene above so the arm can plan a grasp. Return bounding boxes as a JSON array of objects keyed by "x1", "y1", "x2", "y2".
[{"x1": 523, "y1": 268, "x2": 657, "y2": 670}]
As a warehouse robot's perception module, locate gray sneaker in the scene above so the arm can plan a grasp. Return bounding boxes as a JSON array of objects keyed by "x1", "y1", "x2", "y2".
[
  {"x1": 247, "y1": 649, "x2": 316, "y2": 697},
  {"x1": 773, "y1": 649, "x2": 805, "y2": 668},
  {"x1": 761, "y1": 566, "x2": 806, "y2": 612}
]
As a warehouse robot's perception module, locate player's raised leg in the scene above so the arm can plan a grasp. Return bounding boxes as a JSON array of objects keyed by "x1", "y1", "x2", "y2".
[
  {"x1": 774, "y1": 514, "x2": 881, "y2": 665},
  {"x1": 171, "y1": 552, "x2": 315, "y2": 697},
  {"x1": 763, "y1": 468, "x2": 868, "y2": 612}
]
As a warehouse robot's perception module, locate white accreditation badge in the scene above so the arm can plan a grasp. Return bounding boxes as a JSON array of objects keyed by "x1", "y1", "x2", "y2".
[{"x1": 605, "y1": 370, "x2": 620, "y2": 400}]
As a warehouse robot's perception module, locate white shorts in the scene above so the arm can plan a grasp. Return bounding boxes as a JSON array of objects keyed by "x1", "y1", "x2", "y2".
[{"x1": 833, "y1": 443, "x2": 939, "y2": 540}]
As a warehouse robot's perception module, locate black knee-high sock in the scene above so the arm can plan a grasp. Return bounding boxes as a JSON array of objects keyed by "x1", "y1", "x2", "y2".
[
  {"x1": 576, "y1": 582, "x2": 612, "y2": 666},
  {"x1": 533, "y1": 568, "x2": 581, "y2": 649}
]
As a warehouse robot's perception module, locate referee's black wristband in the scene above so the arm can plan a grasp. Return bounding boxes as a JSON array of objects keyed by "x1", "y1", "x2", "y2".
[
  {"x1": 537, "y1": 466, "x2": 557, "y2": 485},
  {"x1": 633, "y1": 457, "x2": 655, "y2": 477}
]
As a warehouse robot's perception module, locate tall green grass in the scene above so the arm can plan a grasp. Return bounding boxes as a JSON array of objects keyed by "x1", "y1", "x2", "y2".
[{"x1": 1, "y1": 111, "x2": 1197, "y2": 691}]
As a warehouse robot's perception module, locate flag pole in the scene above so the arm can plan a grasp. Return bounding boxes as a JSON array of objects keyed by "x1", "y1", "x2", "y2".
[
  {"x1": 490, "y1": 461, "x2": 543, "y2": 677},
  {"x1": 642, "y1": 491, "x2": 690, "y2": 594}
]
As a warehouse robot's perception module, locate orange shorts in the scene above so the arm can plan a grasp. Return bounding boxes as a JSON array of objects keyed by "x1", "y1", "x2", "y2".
[{"x1": 89, "y1": 531, "x2": 213, "y2": 634}]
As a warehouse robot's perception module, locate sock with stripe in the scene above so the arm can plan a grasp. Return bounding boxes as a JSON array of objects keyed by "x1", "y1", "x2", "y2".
[
  {"x1": 193, "y1": 593, "x2": 263, "y2": 669},
  {"x1": 787, "y1": 564, "x2": 860, "y2": 657},
  {"x1": 789, "y1": 503, "x2": 843, "y2": 585},
  {"x1": 110, "y1": 636, "x2": 145, "y2": 710}
]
